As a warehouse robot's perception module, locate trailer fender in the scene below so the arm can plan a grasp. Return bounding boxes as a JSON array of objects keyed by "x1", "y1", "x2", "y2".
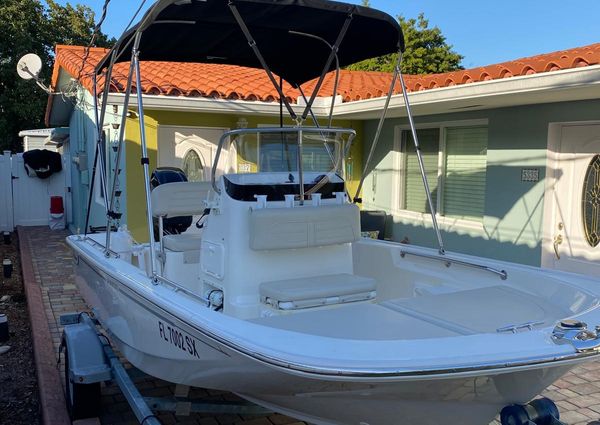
[{"x1": 62, "y1": 321, "x2": 112, "y2": 385}]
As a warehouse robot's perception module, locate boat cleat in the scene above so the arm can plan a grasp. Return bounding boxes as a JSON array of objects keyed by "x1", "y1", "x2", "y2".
[{"x1": 552, "y1": 320, "x2": 600, "y2": 352}]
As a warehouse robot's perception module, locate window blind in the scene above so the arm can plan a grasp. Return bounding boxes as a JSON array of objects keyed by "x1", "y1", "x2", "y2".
[{"x1": 442, "y1": 126, "x2": 488, "y2": 221}]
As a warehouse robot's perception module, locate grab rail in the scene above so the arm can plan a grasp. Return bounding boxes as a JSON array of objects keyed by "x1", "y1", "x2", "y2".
[
  {"x1": 399, "y1": 250, "x2": 508, "y2": 280},
  {"x1": 83, "y1": 236, "x2": 120, "y2": 258}
]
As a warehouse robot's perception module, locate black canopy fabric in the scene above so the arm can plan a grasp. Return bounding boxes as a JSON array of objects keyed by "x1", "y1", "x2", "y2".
[{"x1": 96, "y1": 0, "x2": 403, "y2": 86}]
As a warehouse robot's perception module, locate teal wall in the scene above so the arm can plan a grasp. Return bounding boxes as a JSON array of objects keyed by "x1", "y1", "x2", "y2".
[
  {"x1": 66, "y1": 89, "x2": 127, "y2": 234},
  {"x1": 362, "y1": 99, "x2": 600, "y2": 266}
]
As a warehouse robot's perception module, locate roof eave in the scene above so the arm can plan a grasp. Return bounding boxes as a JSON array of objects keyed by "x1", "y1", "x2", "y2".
[
  {"x1": 105, "y1": 93, "x2": 332, "y2": 117},
  {"x1": 333, "y1": 65, "x2": 600, "y2": 120}
]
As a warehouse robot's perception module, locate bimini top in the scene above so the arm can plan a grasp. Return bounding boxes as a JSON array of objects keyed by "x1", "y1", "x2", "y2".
[{"x1": 96, "y1": 0, "x2": 404, "y2": 86}]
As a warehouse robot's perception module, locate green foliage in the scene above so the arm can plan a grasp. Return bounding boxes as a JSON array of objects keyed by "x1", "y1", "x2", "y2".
[
  {"x1": 45, "y1": 0, "x2": 112, "y2": 47},
  {"x1": 347, "y1": 13, "x2": 464, "y2": 75},
  {"x1": 0, "y1": 0, "x2": 113, "y2": 152},
  {"x1": 361, "y1": 0, "x2": 371, "y2": 6}
]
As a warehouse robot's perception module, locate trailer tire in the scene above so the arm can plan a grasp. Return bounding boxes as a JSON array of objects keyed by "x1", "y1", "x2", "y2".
[{"x1": 64, "y1": 343, "x2": 102, "y2": 420}]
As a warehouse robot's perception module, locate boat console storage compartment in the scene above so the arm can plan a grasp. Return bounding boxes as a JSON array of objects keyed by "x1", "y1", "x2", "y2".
[
  {"x1": 260, "y1": 273, "x2": 376, "y2": 310},
  {"x1": 249, "y1": 204, "x2": 360, "y2": 251}
]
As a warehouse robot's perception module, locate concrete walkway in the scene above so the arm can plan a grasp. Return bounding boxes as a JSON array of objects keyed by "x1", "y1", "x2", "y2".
[{"x1": 18, "y1": 226, "x2": 600, "y2": 425}]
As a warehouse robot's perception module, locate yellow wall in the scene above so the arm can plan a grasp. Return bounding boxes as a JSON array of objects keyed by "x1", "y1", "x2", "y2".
[{"x1": 125, "y1": 110, "x2": 363, "y2": 241}]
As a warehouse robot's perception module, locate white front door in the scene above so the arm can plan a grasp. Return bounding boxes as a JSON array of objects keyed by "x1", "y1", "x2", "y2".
[
  {"x1": 157, "y1": 126, "x2": 233, "y2": 182},
  {"x1": 543, "y1": 123, "x2": 600, "y2": 276}
]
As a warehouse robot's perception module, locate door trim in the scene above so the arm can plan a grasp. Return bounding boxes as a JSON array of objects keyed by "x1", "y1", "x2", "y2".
[
  {"x1": 541, "y1": 120, "x2": 600, "y2": 269},
  {"x1": 156, "y1": 125, "x2": 230, "y2": 167}
]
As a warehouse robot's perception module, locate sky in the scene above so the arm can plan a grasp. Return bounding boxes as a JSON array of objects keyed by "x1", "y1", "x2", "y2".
[{"x1": 51, "y1": 0, "x2": 600, "y2": 69}]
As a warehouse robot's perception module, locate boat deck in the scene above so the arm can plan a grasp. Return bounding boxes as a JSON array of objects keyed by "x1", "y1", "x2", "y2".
[{"x1": 252, "y1": 285, "x2": 570, "y2": 340}]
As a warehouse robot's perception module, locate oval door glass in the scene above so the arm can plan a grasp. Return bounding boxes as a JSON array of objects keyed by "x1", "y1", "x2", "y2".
[
  {"x1": 582, "y1": 154, "x2": 600, "y2": 247},
  {"x1": 183, "y1": 149, "x2": 204, "y2": 182}
]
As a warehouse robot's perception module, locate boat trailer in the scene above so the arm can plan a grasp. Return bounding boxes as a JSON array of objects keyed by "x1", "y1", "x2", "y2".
[{"x1": 58, "y1": 312, "x2": 272, "y2": 423}]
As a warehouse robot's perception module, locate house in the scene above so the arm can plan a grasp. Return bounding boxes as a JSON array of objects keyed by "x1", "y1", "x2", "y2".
[
  {"x1": 46, "y1": 43, "x2": 600, "y2": 275},
  {"x1": 18, "y1": 128, "x2": 68, "y2": 151}
]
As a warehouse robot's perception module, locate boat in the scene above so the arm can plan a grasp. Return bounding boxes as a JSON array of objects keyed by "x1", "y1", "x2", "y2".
[{"x1": 67, "y1": 1, "x2": 600, "y2": 424}]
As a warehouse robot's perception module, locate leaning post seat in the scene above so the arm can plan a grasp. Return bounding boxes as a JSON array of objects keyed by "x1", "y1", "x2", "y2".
[
  {"x1": 249, "y1": 203, "x2": 377, "y2": 310},
  {"x1": 151, "y1": 181, "x2": 212, "y2": 252}
]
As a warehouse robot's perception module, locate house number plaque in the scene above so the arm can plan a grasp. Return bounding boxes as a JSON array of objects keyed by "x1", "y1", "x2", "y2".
[{"x1": 521, "y1": 168, "x2": 540, "y2": 182}]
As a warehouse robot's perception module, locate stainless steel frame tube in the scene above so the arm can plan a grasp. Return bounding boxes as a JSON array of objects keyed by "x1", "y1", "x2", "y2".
[
  {"x1": 398, "y1": 63, "x2": 446, "y2": 254},
  {"x1": 132, "y1": 32, "x2": 158, "y2": 280},
  {"x1": 105, "y1": 59, "x2": 136, "y2": 253}
]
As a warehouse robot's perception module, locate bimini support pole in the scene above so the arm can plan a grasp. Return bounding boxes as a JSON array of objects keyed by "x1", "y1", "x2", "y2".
[
  {"x1": 96, "y1": 51, "x2": 117, "y2": 217},
  {"x1": 132, "y1": 32, "x2": 158, "y2": 280},
  {"x1": 296, "y1": 86, "x2": 336, "y2": 167},
  {"x1": 353, "y1": 52, "x2": 446, "y2": 255},
  {"x1": 397, "y1": 62, "x2": 445, "y2": 255},
  {"x1": 353, "y1": 55, "x2": 400, "y2": 203},
  {"x1": 299, "y1": 13, "x2": 353, "y2": 122},
  {"x1": 83, "y1": 75, "x2": 101, "y2": 236},
  {"x1": 84, "y1": 71, "x2": 112, "y2": 236},
  {"x1": 288, "y1": 31, "x2": 341, "y2": 128},
  {"x1": 104, "y1": 58, "x2": 136, "y2": 253},
  {"x1": 228, "y1": 1, "x2": 297, "y2": 121},
  {"x1": 297, "y1": 128, "x2": 305, "y2": 204}
]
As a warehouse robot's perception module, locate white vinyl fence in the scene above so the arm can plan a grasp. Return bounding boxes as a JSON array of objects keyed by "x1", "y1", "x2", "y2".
[{"x1": 0, "y1": 150, "x2": 66, "y2": 231}]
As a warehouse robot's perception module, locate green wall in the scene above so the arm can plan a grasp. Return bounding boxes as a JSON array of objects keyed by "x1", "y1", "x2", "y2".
[{"x1": 362, "y1": 99, "x2": 600, "y2": 266}]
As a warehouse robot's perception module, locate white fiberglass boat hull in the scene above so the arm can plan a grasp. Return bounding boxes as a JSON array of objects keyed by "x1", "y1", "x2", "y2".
[{"x1": 68, "y1": 235, "x2": 600, "y2": 425}]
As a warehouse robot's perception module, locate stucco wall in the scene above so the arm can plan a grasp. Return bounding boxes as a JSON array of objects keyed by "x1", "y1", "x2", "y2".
[{"x1": 362, "y1": 99, "x2": 600, "y2": 266}]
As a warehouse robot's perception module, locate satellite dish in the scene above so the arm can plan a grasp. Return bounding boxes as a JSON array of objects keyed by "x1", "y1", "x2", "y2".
[{"x1": 16, "y1": 53, "x2": 42, "y2": 80}]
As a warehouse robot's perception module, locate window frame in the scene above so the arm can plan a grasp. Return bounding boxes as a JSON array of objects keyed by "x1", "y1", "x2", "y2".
[{"x1": 392, "y1": 119, "x2": 488, "y2": 230}]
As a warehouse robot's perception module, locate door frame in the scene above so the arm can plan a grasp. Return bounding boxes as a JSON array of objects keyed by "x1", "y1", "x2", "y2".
[{"x1": 541, "y1": 120, "x2": 600, "y2": 269}]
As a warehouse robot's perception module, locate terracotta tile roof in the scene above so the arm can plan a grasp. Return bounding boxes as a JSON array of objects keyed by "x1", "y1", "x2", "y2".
[
  {"x1": 50, "y1": 45, "x2": 296, "y2": 103},
  {"x1": 51, "y1": 42, "x2": 600, "y2": 105},
  {"x1": 303, "y1": 43, "x2": 600, "y2": 102}
]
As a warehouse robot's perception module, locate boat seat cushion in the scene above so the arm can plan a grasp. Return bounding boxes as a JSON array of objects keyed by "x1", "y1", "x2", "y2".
[
  {"x1": 152, "y1": 182, "x2": 212, "y2": 218},
  {"x1": 250, "y1": 204, "x2": 360, "y2": 251},
  {"x1": 163, "y1": 233, "x2": 202, "y2": 252},
  {"x1": 260, "y1": 273, "x2": 376, "y2": 310}
]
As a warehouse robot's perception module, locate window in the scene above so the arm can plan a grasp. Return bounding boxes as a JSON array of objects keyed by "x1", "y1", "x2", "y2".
[
  {"x1": 399, "y1": 124, "x2": 488, "y2": 222},
  {"x1": 182, "y1": 149, "x2": 205, "y2": 182}
]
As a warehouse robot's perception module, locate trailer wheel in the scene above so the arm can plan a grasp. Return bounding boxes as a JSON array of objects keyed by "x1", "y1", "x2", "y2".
[{"x1": 64, "y1": 343, "x2": 102, "y2": 420}]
